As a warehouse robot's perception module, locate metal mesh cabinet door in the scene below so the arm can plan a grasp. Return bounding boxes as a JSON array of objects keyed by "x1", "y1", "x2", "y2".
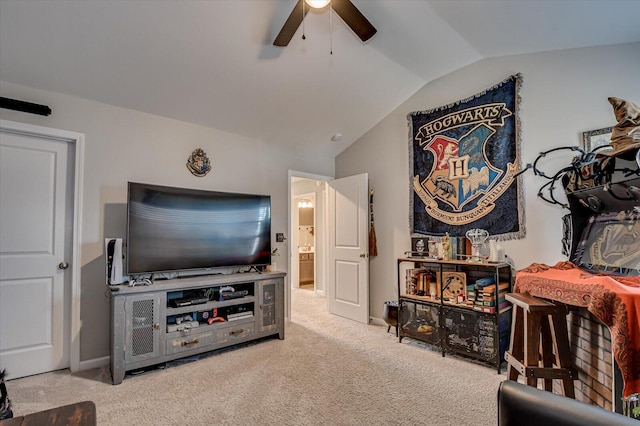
[
  {"x1": 258, "y1": 278, "x2": 284, "y2": 339},
  {"x1": 124, "y1": 293, "x2": 161, "y2": 364},
  {"x1": 400, "y1": 300, "x2": 440, "y2": 345}
]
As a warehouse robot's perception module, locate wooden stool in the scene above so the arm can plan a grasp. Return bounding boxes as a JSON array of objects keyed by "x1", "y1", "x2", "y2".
[{"x1": 504, "y1": 292, "x2": 577, "y2": 398}]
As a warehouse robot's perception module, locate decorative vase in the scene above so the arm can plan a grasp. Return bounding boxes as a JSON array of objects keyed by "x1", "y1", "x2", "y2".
[{"x1": 466, "y1": 228, "x2": 489, "y2": 262}]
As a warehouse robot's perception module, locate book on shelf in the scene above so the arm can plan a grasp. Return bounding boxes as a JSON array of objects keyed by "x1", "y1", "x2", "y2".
[
  {"x1": 456, "y1": 236, "x2": 467, "y2": 259},
  {"x1": 482, "y1": 290, "x2": 507, "y2": 305},
  {"x1": 405, "y1": 268, "x2": 423, "y2": 295},
  {"x1": 467, "y1": 279, "x2": 510, "y2": 304},
  {"x1": 483, "y1": 289, "x2": 507, "y2": 298},
  {"x1": 497, "y1": 289, "x2": 508, "y2": 297},
  {"x1": 473, "y1": 300, "x2": 511, "y2": 313},
  {"x1": 405, "y1": 268, "x2": 434, "y2": 296},
  {"x1": 465, "y1": 284, "x2": 476, "y2": 299},
  {"x1": 473, "y1": 277, "x2": 495, "y2": 296},
  {"x1": 450, "y1": 237, "x2": 460, "y2": 260},
  {"x1": 451, "y1": 238, "x2": 458, "y2": 260},
  {"x1": 484, "y1": 282, "x2": 510, "y2": 293},
  {"x1": 475, "y1": 276, "x2": 496, "y2": 287},
  {"x1": 480, "y1": 282, "x2": 509, "y2": 298},
  {"x1": 483, "y1": 296, "x2": 506, "y2": 307}
]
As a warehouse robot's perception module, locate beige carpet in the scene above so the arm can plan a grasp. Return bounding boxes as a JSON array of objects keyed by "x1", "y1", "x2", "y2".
[{"x1": 5, "y1": 288, "x2": 506, "y2": 425}]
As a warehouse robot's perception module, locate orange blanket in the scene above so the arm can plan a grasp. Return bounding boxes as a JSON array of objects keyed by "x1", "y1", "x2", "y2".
[{"x1": 515, "y1": 261, "x2": 640, "y2": 398}]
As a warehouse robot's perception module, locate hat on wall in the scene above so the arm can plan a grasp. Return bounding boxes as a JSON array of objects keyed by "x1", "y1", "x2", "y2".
[{"x1": 599, "y1": 97, "x2": 640, "y2": 157}]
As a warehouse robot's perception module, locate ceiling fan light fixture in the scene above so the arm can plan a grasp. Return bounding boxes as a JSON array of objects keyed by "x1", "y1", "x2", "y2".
[
  {"x1": 274, "y1": 0, "x2": 376, "y2": 47},
  {"x1": 305, "y1": 0, "x2": 330, "y2": 9}
]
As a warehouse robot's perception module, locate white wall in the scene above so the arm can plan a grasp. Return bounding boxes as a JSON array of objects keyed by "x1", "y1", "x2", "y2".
[
  {"x1": 0, "y1": 81, "x2": 335, "y2": 362},
  {"x1": 335, "y1": 42, "x2": 640, "y2": 321}
]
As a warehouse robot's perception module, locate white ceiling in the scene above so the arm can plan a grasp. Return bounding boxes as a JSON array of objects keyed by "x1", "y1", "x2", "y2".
[{"x1": 1, "y1": 0, "x2": 639, "y2": 158}]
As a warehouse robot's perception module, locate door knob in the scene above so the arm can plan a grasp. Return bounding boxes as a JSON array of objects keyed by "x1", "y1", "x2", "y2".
[
  {"x1": 58, "y1": 261, "x2": 69, "y2": 270},
  {"x1": 359, "y1": 253, "x2": 367, "y2": 258}
]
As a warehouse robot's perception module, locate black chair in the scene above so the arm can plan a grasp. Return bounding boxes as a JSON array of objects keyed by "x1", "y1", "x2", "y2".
[{"x1": 498, "y1": 380, "x2": 636, "y2": 426}]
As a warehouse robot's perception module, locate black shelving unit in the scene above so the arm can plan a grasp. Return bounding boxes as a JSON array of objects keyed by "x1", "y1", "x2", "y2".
[{"x1": 397, "y1": 257, "x2": 513, "y2": 373}]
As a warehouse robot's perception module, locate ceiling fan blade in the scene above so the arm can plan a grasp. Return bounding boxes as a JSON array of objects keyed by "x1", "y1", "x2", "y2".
[
  {"x1": 273, "y1": 0, "x2": 309, "y2": 47},
  {"x1": 331, "y1": 0, "x2": 377, "y2": 42}
]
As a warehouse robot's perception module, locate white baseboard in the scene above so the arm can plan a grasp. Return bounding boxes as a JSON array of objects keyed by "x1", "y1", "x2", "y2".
[
  {"x1": 78, "y1": 356, "x2": 109, "y2": 371},
  {"x1": 369, "y1": 316, "x2": 386, "y2": 326}
]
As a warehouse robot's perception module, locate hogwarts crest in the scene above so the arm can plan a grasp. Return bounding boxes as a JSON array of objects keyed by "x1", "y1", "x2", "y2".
[
  {"x1": 186, "y1": 148, "x2": 212, "y2": 177},
  {"x1": 413, "y1": 123, "x2": 518, "y2": 225}
]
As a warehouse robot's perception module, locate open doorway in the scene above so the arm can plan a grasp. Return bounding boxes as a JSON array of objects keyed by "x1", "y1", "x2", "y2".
[
  {"x1": 288, "y1": 171, "x2": 331, "y2": 321},
  {"x1": 287, "y1": 171, "x2": 370, "y2": 324},
  {"x1": 296, "y1": 193, "x2": 315, "y2": 291}
]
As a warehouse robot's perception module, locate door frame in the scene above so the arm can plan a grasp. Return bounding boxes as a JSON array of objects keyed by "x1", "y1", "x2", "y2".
[
  {"x1": 0, "y1": 119, "x2": 84, "y2": 373},
  {"x1": 287, "y1": 170, "x2": 332, "y2": 322}
]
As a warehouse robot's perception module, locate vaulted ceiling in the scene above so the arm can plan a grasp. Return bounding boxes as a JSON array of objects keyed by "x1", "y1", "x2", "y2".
[{"x1": 1, "y1": 0, "x2": 639, "y2": 158}]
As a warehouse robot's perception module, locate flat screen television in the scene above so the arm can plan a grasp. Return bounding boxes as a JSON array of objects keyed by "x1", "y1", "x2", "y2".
[{"x1": 126, "y1": 182, "x2": 271, "y2": 276}]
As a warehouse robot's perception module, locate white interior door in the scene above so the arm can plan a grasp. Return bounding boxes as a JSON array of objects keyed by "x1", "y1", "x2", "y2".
[
  {"x1": 0, "y1": 129, "x2": 71, "y2": 378},
  {"x1": 327, "y1": 173, "x2": 369, "y2": 323}
]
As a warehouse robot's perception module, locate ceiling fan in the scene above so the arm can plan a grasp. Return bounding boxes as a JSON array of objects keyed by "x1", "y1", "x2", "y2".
[{"x1": 273, "y1": 0, "x2": 377, "y2": 47}]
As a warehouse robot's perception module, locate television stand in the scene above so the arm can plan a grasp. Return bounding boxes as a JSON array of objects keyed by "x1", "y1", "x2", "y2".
[{"x1": 110, "y1": 271, "x2": 285, "y2": 384}]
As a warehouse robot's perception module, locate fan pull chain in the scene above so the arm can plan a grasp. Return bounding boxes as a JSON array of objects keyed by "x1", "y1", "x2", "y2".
[
  {"x1": 302, "y1": 1, "x2": 306, "y2": 40},
  {"x1": 329, "y1": 0, "x2": 333, "y2": 54}
]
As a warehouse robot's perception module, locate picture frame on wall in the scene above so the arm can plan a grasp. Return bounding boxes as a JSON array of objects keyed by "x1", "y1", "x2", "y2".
[
  {"x1": 582, "y1": 127, "x2": 613, "y2": 152},
  {"x1": 411, "y1": 237, "x2": 428, "y2": 257}
]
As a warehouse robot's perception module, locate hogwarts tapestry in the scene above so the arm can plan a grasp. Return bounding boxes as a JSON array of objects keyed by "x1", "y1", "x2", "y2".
[{"x1": 408, "y1": 74, "x2": 524, "y2": 240}]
